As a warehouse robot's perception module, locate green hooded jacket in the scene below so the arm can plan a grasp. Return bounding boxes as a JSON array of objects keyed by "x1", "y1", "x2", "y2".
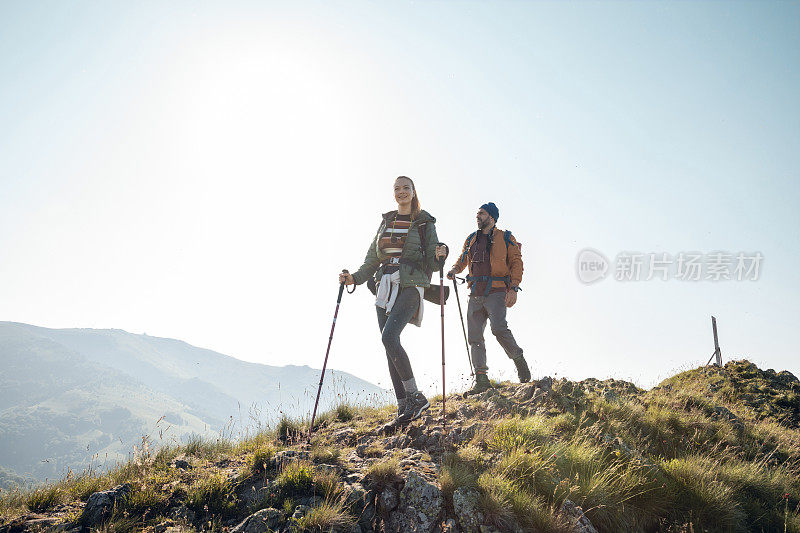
[{"x1": 352, "y1": 210, "x2": 445, "y2": 288}]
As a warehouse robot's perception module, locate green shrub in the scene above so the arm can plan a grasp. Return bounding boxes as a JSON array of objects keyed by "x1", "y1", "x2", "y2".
[
  {"x1": 185, "y1": 434, "x2": 234, "y2": 460},
  {"x1": 187, "y1": 474, "x2": 236, "y2": 517},
  {"x1": 477, "y1": 473, "x2": 516, "y2": 531},
  {"x1": 152, "y1": 446, "x2": 181, "y2": 469},
  {"x1": 277, "y1": 416, "x2": 304, "y2": 443},
  {"x1": 25, "y1": 483, "x2": 62, "y2": 512},
  {"x1": 121, "y1": 483, "x2": 168, "y2": 518},
  {"x1": 249, "y1": 446, "x2": 275, "y2": 475},
  {"x1": 440, "y1": 453, "x2": 480, "y2": 501},
  {"x1": 662, "y1": 456, "x2": 746, "y2": 531},
  {"x1": 335, "y1": 403, "x2": 356, "y2": 422},
  {"x1": 68, "y1": 473, "x2": 107, "y2": 501},
  {"x1": 0, "y1": 486, "x2": 26, "y2": 518},
  {"x1": 364, "y1": 457, "x2": 400, "y2": 490},
  {"x1": 299, "y1": 495, "x2": 356, "y2": 531},
  {"x1": 311, "y1": 445, "x2": 341, "y2": 465},
  {"x1": 274, "y1": 462, "x2": 315, "y2": 498},
  {"x1": 486, "y1": 416, "x2": 553, "y2": 453}
]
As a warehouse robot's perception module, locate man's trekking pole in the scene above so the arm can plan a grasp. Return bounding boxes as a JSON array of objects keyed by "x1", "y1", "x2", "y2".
[
  {"x1": 439, "y1": 263, "x2": 446, "y2": 427},
  {"x1": 452, "y1": 277, "x2": 474, "y2": 377},
  {"x1": 309, "y1": 270, "x2": 354, "y2": 442}
]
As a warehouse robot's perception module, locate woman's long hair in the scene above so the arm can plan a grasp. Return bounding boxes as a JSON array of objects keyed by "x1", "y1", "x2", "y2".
[{"x1": 396, "y1": 175, "x2": 421, "y2": 217}]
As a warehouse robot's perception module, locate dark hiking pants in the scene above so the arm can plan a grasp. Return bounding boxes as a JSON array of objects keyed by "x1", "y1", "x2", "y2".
[{"x1": 376, "y1": 287, "x2": 420, "y2": 400}]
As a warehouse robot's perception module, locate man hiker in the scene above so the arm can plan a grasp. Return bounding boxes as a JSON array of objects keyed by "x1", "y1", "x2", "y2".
[{"x1": 447, "y1": 202, "x2": 530, "y2": 395}]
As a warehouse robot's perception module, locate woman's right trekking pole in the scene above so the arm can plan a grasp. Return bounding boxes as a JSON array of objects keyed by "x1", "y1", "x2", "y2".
[
  {"x1": 309, "y1": 270, "x2": 354, "y2": 442},
  {"x1": 452, "y1": 277, "x2": 474, "y2": 377}
]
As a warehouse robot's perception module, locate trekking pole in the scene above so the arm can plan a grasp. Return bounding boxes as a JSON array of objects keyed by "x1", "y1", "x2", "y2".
[
  {"x1": 309, "y1": 269, "x2": 354, "y2": 442},
  {"x1": 452, "y1": 277, "x2": 474, "y2": 377},
  {"x1": 439, "y1": 262, "x2": 446, "y2": 428}
]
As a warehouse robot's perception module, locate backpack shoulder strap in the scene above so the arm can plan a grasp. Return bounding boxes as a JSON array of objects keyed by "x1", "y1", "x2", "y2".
[
  {"x1": 460, "y1": 231, "x2": 477, "y2": 262},
  {"x1": 504, "y1": 230, "x2": 514, "y2": 247}
]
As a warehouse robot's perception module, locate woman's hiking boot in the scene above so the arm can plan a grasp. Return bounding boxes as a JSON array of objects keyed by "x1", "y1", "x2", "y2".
[
  {"x1": 398, "y1": 391, "x2": 430, "y2": 422},
  {"x1": 464, "y1": 373, "x2": 491, "y2": 397},
  {"x1": 513, "y1": 355, "x2": 531, "y2": 383}
]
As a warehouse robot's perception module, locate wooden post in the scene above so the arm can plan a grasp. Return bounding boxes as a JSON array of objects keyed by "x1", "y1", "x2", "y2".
[{"x1": 706, "y1": 316, "x2": 722, "y2": 367}]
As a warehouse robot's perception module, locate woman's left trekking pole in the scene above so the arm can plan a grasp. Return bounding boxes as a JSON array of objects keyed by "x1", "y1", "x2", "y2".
[
  {"x1": 309, "y1": 270, "x2": 354, "y2": 442},
  {"x1": 439, "y1": 264, "x2": 446, "y2": 427}
]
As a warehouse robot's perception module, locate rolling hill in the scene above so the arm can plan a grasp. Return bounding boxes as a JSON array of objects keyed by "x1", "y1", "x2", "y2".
[{"x1": 0, "y1": 322, "x2": 387, "y2": 483}]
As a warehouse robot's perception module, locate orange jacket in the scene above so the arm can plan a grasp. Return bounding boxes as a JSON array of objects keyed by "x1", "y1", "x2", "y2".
[{"x1": 451, "y1": 227, "x2": 523, "y2": 291}]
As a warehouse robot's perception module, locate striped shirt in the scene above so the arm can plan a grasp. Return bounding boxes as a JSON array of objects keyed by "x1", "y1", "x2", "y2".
[{"x1": 379, "y1": 214, "x2": 412, "y2": 272}]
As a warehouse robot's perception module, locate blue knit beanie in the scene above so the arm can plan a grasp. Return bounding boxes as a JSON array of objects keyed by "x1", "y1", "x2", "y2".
[{"x1": 480, "y1": 202, "x2": 499, "y2": 222}]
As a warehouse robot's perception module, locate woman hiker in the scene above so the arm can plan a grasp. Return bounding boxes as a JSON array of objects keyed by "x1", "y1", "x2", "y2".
[{"x1": 339, "y1": 176, "x2": 448, "y2": 429}]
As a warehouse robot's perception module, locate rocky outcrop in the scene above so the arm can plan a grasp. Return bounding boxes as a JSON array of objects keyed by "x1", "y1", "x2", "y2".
[
  {"x1": 231, "y1": 507, "x2": 282, "y2": 532},
  {"x1": 453, "y1": 487, "x2": 483, "y2": 533},
  {"x1": 80, "y1": 483, "x2": 131, "y2": 527},
  {"x1": 386, "y1": 471, "x2": 443, "y2": 533}
]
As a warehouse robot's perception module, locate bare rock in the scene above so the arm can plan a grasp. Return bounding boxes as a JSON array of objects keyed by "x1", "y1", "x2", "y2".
[
  {"x1": 425, "y1": 431, "x2": 443, "y2": 449},
  {"x1": 713, "y1": 406, "x2": 744, "y2": 430},
  {"x1": 333, "y1": 428, "x2": 357, "y2": 445},
  {"x1": 170, "y1": 457, "x2": 191, "y2": 470},
  {"x1": 380, "y1": 487, "x2": 400, "y2": 512},
  {"x1": 170, "y1": 505, "x2": 196, "y2": 523},
  {"x1": 386, "y1": 471, "x2": 443, "y2": 533},
  {"x1": 452, "y1": 487, "x2": 483, "y2": 533},
  {"x1": 514, "y1": 382, "x2": 538, "y2": 401},
  {"x1": 560, "y1": 499, "x2": 598, "y2": 533},
  {"x1": 537, "y1": 376, "x2": 554, "y2": 391},
  {"x1": 80, "y1": 483, "x2": 131, "y2": 527},
  {"x1": 457, "y1": 404, "x2": 476, "y2": 418},
  {"x1": 385, "y1": 434, "x2": 412, "y2": 449},
  {"x1": 292, "y1": 504, "x2": 310, "y2": 520},
  {"x1": 231, "y1": 507, "x2": 283, "y2": 532},
  {"x1": 154, "y1": 522, "x2": 192, "y2": 533}
]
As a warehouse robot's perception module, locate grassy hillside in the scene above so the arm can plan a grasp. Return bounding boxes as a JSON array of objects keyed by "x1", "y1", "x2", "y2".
[{"x1": 1, "y1": 360, "x2": 798, "y2": 532}]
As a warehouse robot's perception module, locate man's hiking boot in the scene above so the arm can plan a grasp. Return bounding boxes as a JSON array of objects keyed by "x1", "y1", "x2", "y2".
[
  {"x1": 513, "y1": 355, "x2": 531, "y2": 383},
  {"x1": 464, "y1": 373, "x2": 491, "y2": 397},
  {"x1": 398, "y1": 391, "x2": 430, "y2": 422}
]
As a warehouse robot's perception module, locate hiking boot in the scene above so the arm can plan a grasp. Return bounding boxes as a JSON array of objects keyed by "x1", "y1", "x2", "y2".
[
  {"x1": 379, "y1": 416, "x2": 410, "y2": 435},
  {"x1": 398, "y1": 391, "x2": 430, "y2": 422},
  {"x1": 397, "y1": 396, "x2": 408, "y2": 415},
  {"x1": 513, "y1": 355, "x2": 531, "y2": 383},
  {"x1": 464, "y1": 373, "x2": 491, "y2": 397}
]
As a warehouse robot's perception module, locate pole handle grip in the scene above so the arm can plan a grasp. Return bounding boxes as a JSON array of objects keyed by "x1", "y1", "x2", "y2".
[{"x1": 337, "y1": 269, "x2": 350, "y2": 301}]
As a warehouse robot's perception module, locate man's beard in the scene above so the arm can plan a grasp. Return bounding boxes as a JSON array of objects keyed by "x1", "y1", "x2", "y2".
[{"x1": 478, "y1": 218, "x2": 491, "y2": 230}]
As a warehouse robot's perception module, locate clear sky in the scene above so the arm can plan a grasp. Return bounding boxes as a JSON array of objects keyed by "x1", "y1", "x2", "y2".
[{"x1": 1, "y1": 1, "x2": 798, "y2": 396}]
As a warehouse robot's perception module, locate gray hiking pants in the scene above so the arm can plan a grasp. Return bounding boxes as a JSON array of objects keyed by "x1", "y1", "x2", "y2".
[{"x1": 467, "y1": 292, "x2": 523, "y2": 374}]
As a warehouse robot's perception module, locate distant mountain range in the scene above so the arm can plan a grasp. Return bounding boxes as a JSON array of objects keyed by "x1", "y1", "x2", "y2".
[{"x1": 0, "y1": 322, "x2": 387, "y2": 485}]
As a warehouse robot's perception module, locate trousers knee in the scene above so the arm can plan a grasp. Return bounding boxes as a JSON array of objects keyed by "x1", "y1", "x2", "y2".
[
  {"x1": 384, "y1": 331, "x2": 407, "y2": 357},
  {"x1": 382, "y1": 331, "x2": 396, "y2": 348},
  {"x1": 490, "y1": 326, "x2": 509, "y2": 337}
]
